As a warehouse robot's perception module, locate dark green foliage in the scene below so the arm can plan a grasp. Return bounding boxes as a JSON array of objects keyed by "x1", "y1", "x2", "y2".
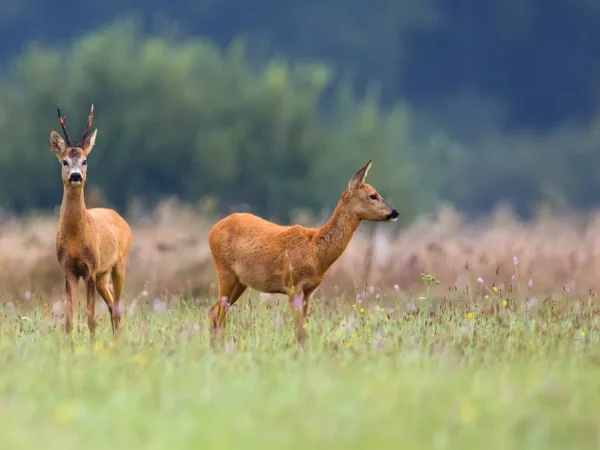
[{"x1": 0, "y1": 20, "x2": 445, "y2": 222}]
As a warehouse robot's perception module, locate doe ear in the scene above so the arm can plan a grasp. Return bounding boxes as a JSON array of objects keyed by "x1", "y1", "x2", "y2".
[
  {"x1": 49, "y1": 130, "x2": 66, "y2": 156},
  {"x1": 347, "y1": 160, "x2": 372, "y2": 191},
  {"x1": 82, "y1": 129, "x2": 98, "y2": 156}
]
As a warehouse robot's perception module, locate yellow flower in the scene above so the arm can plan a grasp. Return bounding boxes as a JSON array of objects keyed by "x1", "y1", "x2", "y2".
[
  {"x1": 134, "y1": 354, "x2": 148, "y2": 368},
  {"x1": 381, "y1": 308, "x2": 384, "y2": 312},
  {"x1": 53, "y1": 403, "x2": 77, "y2": 426},
  {"x1": 352, "y1": 304, "x2": 356, "y2": 308},
  {"x1": 466, "y1": 312, "x2": 473, "y2": 319},
  {"x1": 502, "y1": 300, "x2": 508, "y2": 308},
  {"x1": 459, "y1": 404, "x2": 476, "y2": 424},
  {"x1": 484, "y1": 295, "x2": 489, "y2": 300},
  {"x1": 493, "y1": 286, "x2": 498, "y2": 293},
  {"x1": 581, "y1": 331, "x2": 586, "y2": 337},
  {"x1": 302, "y1": 323, "x2": 308, "y2": 329},
  {"x1": 345, "y1": 343, "x2": 351, "y2": 349},
  {"x1": 108, "y1": 340, "x2": 119, "y2": 349},
  {"x1": 351, "y1": 332, "x2": 358, "y2": 338},
  {"x1": 417, "y1": 296, "x2": 427, "y2": 301},
  {"x1": 93, "y1": 341, "x2": 103, "y2": 353},
  {"x1": 359, "y1": 308, "x2": 365, "y2": 313},
  {"x1": 74, "y1": 346, "x2": 85, "y2": 356}
]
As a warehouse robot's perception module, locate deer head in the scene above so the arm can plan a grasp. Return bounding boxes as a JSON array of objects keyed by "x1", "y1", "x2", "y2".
[
  {"x1": 343, "y1": 160, "x2": 399, "y2": 222},
  {"x1": 49, "y1": 105, "x2": 97, "y2": 187}
]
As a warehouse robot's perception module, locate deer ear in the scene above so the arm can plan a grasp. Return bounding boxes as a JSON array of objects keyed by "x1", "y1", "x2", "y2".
[
  {"x1": 347, "y1": 160, "x2": 372, "y2": 191},
  {"x1": 82, "y1": 129, "x2": 97, "y2": 156},
  {"x1": 49, "y1": 130, "x2": 66, "y2": 156}
]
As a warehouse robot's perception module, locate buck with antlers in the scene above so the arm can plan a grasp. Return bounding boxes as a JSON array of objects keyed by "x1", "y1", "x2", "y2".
[
  {"x1": 208, "y1": 160, "x2": 399, "y2": 345},
  {"x1": 49, "y1": 105, "x2": 132, "y2": 339}
]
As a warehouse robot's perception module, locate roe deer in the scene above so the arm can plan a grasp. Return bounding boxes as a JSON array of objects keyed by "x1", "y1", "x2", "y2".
[
  {"x1": 208, "y1": 160, "x2": 398, "y2": 344},
  {"x1": 49, "y1": 105, "x2": 132, "y2": 339}
]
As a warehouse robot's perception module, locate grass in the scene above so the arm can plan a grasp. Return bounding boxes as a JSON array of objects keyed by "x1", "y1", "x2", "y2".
[{"x1": 0, "y1": 284, "x2": 599, "y2": 450}]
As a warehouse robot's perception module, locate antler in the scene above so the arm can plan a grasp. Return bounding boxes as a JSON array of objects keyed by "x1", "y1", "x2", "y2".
[
  {"x1": 78, "y1": 104, "x2": 94, "y2": 147},
  {"x1": 56, "y1": 105, "x2": 74, "y2": 147}
]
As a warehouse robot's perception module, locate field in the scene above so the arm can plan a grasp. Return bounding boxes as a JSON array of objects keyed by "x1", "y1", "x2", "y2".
[{"x1": 1, "y1": 202, "x2": 600, "y2": 449}]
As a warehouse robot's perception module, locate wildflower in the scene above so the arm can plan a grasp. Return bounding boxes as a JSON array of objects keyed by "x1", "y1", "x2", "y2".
[
  {"x1": 356, "y1": 294, "x2": 362, "y2": 304},
  {"x1": 484, "y1": 295, "x2": 489, "y2": 300},
  {"x1": 352, "y1": 304, "x2": 356, "y2": 308},
  {"x1": 359, "y1": 308, "x2": 365, "y2": 313},
  {"x1": 564, "y1": 285, "x2": 571, "y2": 294},
  {"x1": 502, "y1": 300, "x2": 508, "y2": 308},
  {"x1": 53, "y1": 403, "x2": 77, "y2": 426},
  {"x1": 477, "y1": 277, "x2": 484, "y2": 284},
  {"x1": 417, "y1": 296, "x2": 427, "y2": 301},
  {"x1": 302, "y1": 323, "x2": 308, "y2": 329},
  {"x1": 152, "y1": 297, "x2": 167, "y2": 314},
  {"x1": 380, "y1": 307, "x2": 385, "y2": 312},
  {"x1": 511, "y1": 275, "x2": 517, "y2": 282},
  {"x1": 459, "y1": 404, "x2": 476, "y2": 424},
  {"x1": 74, "y1": 346, "x2": 85, "y2": 356},
  {"x1": 94, "y1": 341, "x2": 104, "y2": 353},
  {"x1": 492, "y1": 286, "x2": 498, "y2": 293},
  {"x1": 4, "y1": 302, "x2": 14, "y2": 310},
  {"x1": 513, "y1": 256, "x2": 518, "y2": 266},
  {"x1": 375, "y1": 294, "x2": 380, "y2": 301},
  {"x1": 352, "y1": 332, "x2": 358, "y2": 338},
  {"x1": 141, "y1": 289, "x2": 149, "y2": 297},
  {"x1": 291, "y1": 293, "x2": 304, "y2": 311},
  {"x1": 221, "y1": 295, "x2": 230, "y2": 311},
  {"x1": 24, "y1": 291, "x2": 32, "y2": 300},
  {"x1": 134, "y1": 354, "x2": 148, "y2": 368},
  {"x1": 466, "y1": 312, "x2": 473, "y2": 319},
  {"x1": 345, "y1": 343, "x2": 351, "y2": 349},
  {"x1": 393, "y1": 284, "x2": 400, "y2": 292},
  {"x1": 528, "y1": 279, "x2": 533, "y2": 289},
  {"x1": 580, "y1": 331, "x2": 586, "y2": 338},
  {"x1": 368, "y1": 286, "x2": 375, "y2": 294}
]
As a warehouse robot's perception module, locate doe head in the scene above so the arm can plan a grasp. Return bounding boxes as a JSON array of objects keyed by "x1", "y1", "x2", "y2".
[
  {"x1": 344, "y1": 160, "x2": 399, "y2": 222},
  {"x1": 49, "y1": 105, "x2": 97, "y2": 187}
]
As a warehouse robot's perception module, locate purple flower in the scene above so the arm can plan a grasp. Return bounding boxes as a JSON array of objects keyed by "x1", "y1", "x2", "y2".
[
  {"x1": 393, "y1": 284, "x2": 400, "y2": 292},
  {"x1": 24, "y1": 291, "x2": 32, "y2": 301},
  {"x1": 477, "y1": 277, "x2": 484, "y2": 284},
  {"x1": 368, "y1": 286, "x2": 375, "y2": 294},
  {"x1": 355, "y1": 294, "x2": 362, "y2": 304},
  {"x1": 152, "y1": 297, "x2": 167, "y2": 314},
  {"x1": 513, "y1": 256, "x2": 518, "y2": 266},
  {"x1": 141, "y1": 289, "x2": 149, "y2": 297},
  {"x1": 511, "y1": 275, "x2": 516, "y2": 282},
  {"x1": 564, "y1": 285, "x2": 571, "y2": 294},
  {"x1": 375, "y1": 294, "x2": 380, "y2": 301},
  {"x1": 4, "y1": 302, "x2": 14, "y2": 310},
  {"x1": 290, "y1": 293, "x2": 303, "y2": 311},
  {"x1": 528, "y1": 279, "x2": 533, "y2": 289}
]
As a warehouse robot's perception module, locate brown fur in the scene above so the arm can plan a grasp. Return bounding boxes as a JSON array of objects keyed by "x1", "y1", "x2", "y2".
[
  {"x1": 49, "y1": 106, "x2": 132, "y2": 339},
  {"x1": 207, "y1": 160, "x2": 398, "y2": 344}
]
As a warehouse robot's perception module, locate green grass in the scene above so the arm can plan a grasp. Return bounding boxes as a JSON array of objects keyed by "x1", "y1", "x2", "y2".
[{"x1": 0, "y1": 287, "x2": 599, "y2": 449}]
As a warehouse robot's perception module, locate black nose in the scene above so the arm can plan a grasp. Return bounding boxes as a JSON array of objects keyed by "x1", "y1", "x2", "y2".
[
  {"x1": 387, "y1": 209, "x2": 399, "y2": 220},
  {"x1": 69, "y1": 173, "x2": 82, "y2": 183}
]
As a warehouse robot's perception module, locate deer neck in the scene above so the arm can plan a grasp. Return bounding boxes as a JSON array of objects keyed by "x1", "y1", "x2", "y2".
[
  {"x1": 59, "y1": 185, "x2": 87, "y2": 238},
  {"x1": 315, "y1": 198, "x2": 361, "y2": 272}
]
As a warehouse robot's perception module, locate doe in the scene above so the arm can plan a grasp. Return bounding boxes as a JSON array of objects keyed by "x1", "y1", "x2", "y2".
[
  {"x1": 49, "y1": 105, "x2": 132, "y2": 339},
  {"x1": 208, "y1": 160, "x2": 399, "y2": 344}
]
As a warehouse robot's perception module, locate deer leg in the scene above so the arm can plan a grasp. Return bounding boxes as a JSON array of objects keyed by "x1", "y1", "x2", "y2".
[
  {"x1": 288, "y1": 286, "x2": 317, "y2": 345},
  {"x1": 86, "y1": 276, "x2": 97, "y2": 342},
  {"x1": 209, "y1": 270, "x2": 246, "y2": 345},
  {"x1": 96, "y1": 273, "x2": 115, "y2": 333},
  {"x1": 64, "y1": 274, "x2": 77, "y2": 336},
  {"x1": 111, "y1": 261, "x2": 126, "y2": 333}
]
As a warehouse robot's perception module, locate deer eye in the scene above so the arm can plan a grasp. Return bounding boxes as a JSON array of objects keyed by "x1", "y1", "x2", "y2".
[
  {"x1": 62, "y1": 160, "x2": 68, "y2": 167},
  {"x1": 82, "y1": 160, "x2": 87, "y2": 166},
  {"x1": 369, "y1": 194, "x2": 378, "y2": 200}
]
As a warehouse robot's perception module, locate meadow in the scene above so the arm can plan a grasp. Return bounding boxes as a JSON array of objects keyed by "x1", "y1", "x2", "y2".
[{"x1": 0, "y1": 201, "x2": 599, "y2": 449}]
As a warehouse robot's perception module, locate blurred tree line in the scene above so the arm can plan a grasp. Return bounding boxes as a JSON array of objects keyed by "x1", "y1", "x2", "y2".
[{"x1": 0, "y1": 0, "x2": 599, "y2": 221}]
